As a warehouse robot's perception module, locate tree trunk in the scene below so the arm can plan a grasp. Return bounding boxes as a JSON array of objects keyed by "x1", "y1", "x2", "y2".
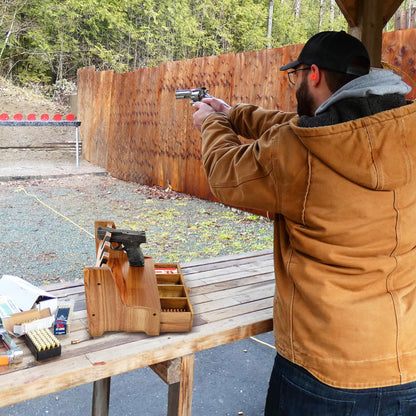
[
  {"x1": 0, "y1": 20, "x2": 14, "y2": 60},
  {"x1": 319, "y1": 0, "x2": 324, "y2": 31},
  {"x1": 293, "y1": 0, "x2": 301, "y2": 18},
  {"x1": 267, "y1": 0, "x2": 274, "y2": 48},
  {"x1": 330, "y1": 0, "x2": 335, "y2": 28}
]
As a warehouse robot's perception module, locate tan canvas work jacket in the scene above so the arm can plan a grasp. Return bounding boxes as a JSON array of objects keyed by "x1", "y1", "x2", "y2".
[{"x1": 200, "y1": 100, "x2": 416, "y2": 389}]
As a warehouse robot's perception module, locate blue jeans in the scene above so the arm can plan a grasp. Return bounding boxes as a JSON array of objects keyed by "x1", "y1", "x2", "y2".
[{"x1": 265, "y1": 353, "x2": 416, "y2": 416}]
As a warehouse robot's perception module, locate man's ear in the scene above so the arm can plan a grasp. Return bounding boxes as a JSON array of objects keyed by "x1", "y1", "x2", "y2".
[{"x1": 309, "y1": 64, "x2": 320, "y2": 86}]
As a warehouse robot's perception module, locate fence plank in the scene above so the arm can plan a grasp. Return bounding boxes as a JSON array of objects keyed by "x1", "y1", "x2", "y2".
[
  {"x1": 130, "y1": 67, "x2": 160, "y2": 185},
  {"x1": 107, "y1": 72, "x2": 135, "y2": 180},
  {"x1": 382, "y1": 29, "x2": 416, "y2": 101},
  {"x1": 78, "y1": 67, "x2": 114, "y2": 167},
  {"x1": 158, "y1": 60, "x2": 194, "y2": 191},
  {"x1": 78, "y1": 67, "x2": 96, "y2": 162}
]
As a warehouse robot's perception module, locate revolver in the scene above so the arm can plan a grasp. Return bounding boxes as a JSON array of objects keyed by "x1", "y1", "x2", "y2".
[
  {"x1": 96, "y1": 227, "x2": 146, "y2": 267},
  {"x1": 175, "y1": 87, "x2": 212, "y2": 104}
]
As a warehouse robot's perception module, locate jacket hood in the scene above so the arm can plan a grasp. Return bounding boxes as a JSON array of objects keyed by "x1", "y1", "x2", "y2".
[
  {"x1": 315, "y1": 70, "x2": 411, "y2": 115},
  {"x1": 290, "y1": 101, "x2": 416, "y2": 191}
]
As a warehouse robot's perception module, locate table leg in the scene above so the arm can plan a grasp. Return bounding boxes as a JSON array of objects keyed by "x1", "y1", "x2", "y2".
[
  {"x1": 92, "y1": 377, "x2": 111, "y2": 416},
  {"x1": 167, "y1": 354, "x2": 195, "y2": 416}
]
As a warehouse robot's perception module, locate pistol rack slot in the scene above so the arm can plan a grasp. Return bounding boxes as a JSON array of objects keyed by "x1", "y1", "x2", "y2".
[
  {"x1": 156, "y1": 274, "x2": 182, "y2": 285},
  {"x1": 158, "y1": 285, "x2": 186, "y2": 298},
  {"x1": 83, "y1": 221, "x2": 193, "y2": 337}
]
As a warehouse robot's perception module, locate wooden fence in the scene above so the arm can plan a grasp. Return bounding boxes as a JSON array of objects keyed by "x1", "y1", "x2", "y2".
[{"x1": 78, "y1": 28, "x2": 416, "y2": 201}]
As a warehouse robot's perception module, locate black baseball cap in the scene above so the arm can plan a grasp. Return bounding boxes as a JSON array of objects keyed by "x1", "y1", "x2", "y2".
[{"x1": 280, "y1": 31, "x2": 370, "y2": 76}]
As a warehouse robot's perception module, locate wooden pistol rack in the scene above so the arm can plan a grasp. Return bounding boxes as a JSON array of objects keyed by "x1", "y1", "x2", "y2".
[{"x1": 83, "y1": 221, "x2": 193, "y2": 337}]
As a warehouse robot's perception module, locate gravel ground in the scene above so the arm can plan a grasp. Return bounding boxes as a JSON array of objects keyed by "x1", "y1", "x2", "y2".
[{"x1": 0, "y1": 174, "x2": 273, "y2": 286}]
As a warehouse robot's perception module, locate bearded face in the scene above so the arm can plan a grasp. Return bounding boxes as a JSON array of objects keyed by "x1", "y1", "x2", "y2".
[{"x1": 296, "y1": 75, "x2": 316, "y2": 117}]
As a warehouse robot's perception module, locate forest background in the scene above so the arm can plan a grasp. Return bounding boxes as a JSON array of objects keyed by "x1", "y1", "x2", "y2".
[{"x1": 1, "y1": 0, "x2": 416, "y2": 101}]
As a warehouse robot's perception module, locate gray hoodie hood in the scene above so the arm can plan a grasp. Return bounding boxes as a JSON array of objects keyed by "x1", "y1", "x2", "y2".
[{"x1": 315, "y1": 69, "x2": 411, "y2": 115}]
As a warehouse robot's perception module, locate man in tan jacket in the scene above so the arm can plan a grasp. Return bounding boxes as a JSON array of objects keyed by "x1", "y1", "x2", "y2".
[{"x1": 193, "y1": 31, "x2": 416, "y2": 415}]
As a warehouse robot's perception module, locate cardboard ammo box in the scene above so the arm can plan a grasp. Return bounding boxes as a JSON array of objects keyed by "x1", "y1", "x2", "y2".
[{"x1": 0, "y1": 275, "x2": 57, "y2": 335}]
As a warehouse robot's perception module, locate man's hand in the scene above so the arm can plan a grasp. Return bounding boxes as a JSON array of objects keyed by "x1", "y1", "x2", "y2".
[{"x1": 193, "y1": 97, "x2": 231, "y2": 131}]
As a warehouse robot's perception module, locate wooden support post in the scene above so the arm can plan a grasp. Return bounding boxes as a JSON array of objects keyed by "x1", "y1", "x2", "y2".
[
  {"x1": 92, "y1": 377, "x2": 111, "y2": 416},
  {"x1": 167, "y1": 383, "x2": 182, "y2": 416},
  {"x1": 167, "y1": 355, "x2": 195, "y2": 416},
  {"x1": 349, "y1": 0, "x2": 383, "y2": 68},
  {"x1": 336, "y1": 0, "x2": 405, "y2": 69},
  {"x1": 151, "y1": 358, "x2": 182, "y2": 384},
  {"x1": 151, "y1": 355, "x2": 195, "y2": 416}
]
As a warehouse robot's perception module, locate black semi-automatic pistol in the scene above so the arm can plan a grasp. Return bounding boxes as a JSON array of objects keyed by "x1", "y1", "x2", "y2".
[{"x1": 96, "y1": 227, "x2": 146, "y2": 267}]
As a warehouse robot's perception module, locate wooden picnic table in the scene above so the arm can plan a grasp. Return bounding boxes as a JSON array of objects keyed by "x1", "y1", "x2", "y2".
[{"x1": 0, "y1": 249, "x2": 274, "y2": 415}]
